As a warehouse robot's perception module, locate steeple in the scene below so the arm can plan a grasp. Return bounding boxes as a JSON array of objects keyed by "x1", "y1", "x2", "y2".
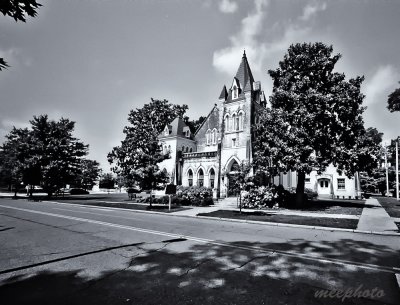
[{"x1": 234, "y1": 50, "x2": 254, "y2": 92}]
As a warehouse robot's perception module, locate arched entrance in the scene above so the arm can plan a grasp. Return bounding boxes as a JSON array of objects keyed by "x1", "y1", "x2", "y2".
[{"x1": 227, "y1": 159, "x2": 240, "y2": 197}]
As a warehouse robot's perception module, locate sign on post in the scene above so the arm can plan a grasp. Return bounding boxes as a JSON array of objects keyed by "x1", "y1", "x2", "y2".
[{"x1": 165, "y1": 184, "x2": 176, "y2": 211}]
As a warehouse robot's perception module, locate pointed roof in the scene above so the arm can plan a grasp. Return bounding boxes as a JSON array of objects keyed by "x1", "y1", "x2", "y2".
[
  {"x1": 234, "y1": 50, "x2": 254, "y2": 92},
  {"x1": 219, "y1": 85, "x2": 228, "y2": 100},
  {"x1": 159, "y1": 117, "x2": 190, "y2": 139},
  {"x1": 168, "y1": 117, "x2": 188, "y2": 137}
]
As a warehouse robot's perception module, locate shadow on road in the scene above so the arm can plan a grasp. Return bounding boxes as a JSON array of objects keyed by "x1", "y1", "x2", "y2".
[{"x1": 1, "y1": 239, "x2": 399, "y2": 305}]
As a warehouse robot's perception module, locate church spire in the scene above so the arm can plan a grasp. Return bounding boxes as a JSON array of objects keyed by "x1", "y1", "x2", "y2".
[{"x1": 234, "y1": 50, "x2": 254, "y2": 92}]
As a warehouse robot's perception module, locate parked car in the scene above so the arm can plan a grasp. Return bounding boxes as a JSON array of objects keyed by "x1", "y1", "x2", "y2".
[{"x1": 69, "y1": 188, "x2": 89, "y2": 195}]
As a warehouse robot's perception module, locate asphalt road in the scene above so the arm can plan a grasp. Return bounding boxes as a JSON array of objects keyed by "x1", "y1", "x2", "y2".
[{"x1": 0, "y1": 198, "x2": 399, "y2": 305}]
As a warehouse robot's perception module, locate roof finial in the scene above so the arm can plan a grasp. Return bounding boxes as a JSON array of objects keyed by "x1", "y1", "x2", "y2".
[{"x1": 243, "y1": 49, "x2": 246, "y2": 58}]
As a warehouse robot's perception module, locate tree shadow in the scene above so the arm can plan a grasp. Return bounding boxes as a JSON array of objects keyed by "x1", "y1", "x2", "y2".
[{"x1": 1, "y1": 238, "x2": 399, "y2": 305}]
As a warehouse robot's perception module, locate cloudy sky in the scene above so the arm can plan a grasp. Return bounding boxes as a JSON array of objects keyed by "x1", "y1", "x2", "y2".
[{"x1": 1, "y1": 0, "x2": 399, "y2": 170}]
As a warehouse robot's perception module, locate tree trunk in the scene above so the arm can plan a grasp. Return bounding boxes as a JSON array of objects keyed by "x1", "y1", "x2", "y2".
[
  {"x1": 13, "y1": 183, "x2": 18, "y2": 198},
  {"x1": 296, "y1": 171, "x2": 306, "y2": 207}
]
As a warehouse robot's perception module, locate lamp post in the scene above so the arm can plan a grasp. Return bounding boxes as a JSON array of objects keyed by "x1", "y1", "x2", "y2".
[
  {"x1": 385, "y1": 143, "x2": 389, "y2": 196},
  {"x1": 396, "y1": 138, "x2": 399, "y2": 200}
]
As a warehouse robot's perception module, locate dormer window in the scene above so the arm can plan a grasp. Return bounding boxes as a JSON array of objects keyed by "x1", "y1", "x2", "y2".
[
  {"x1": 232, "y1": 85, "x2": 238, "y2": 99},
  {"x1": 186, "y1": 130, "x2": 190, "y2": 137},
  {"x1": 164, "y1": 126, "x2": 169, "y2": 136}
]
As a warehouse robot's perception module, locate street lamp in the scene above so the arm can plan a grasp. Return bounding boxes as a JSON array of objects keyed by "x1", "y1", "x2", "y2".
[{"x1": 396, "y1": 137, "x2": 399, "y2": 200}]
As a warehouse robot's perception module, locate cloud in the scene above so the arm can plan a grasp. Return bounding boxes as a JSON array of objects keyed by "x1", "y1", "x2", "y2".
[
  {"x1": 363, "y1": 65, "x2": 400, "y2": 106},
  {"x1": 219, "y1": 0, "x2": 238, "y2": 14},
  {"x1": 213, "y1": 0, "x2": 314, "y2": 76},
  {"x1": 213, "y1": 0, "x2": 269, "y2": 75},
  {"x1": 299, "y1": 2, "x2": 327, "y2": 21}
]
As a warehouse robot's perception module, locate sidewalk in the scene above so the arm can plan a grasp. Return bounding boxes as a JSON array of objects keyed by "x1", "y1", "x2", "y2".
[{"x1": 357, "y1": 198, "x2": 398, "y2": 232}]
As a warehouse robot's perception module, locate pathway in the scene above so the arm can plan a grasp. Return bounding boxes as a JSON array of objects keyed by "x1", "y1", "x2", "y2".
[{"x1": 357, "y1": 198, "x2": 398, "y2": 232}]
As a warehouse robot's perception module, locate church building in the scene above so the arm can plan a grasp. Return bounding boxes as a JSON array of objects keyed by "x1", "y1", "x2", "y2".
[{"x1": 158, "y1": 52, "x2": 361, "y2": 199}]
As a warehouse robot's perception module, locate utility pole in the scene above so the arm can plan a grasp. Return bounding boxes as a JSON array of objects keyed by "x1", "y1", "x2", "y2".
[
  {"x1": 385, "y1": 143, "x2": 389, "y2": 196},
  {"x1": 396, "y1": 139, "x2": 399, "y2": 200}
]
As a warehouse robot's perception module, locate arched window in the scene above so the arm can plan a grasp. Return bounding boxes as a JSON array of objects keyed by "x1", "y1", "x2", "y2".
[
  {"x1": 239, "y1": 112, "x2": 243, "y2": 130},
  {"x1": 206, "y1": 129, "x2": 211, "y2": 145},
  {"x1": 164, "y1": 145, "x2": 168, "y2": 154},
  {"x1": 232, "y1": 114, "x2": 236, "y2": 131},
  {"x1": 225, "y1": 115, "x2": 230, "y2": 131},
  {"x1": 164, "y1": 127, "x2": 169, "y2": 136},
  {"x1": 188, "y1": 169, "x2": 193, "y2": 187},
  {"x1": 209, "y1": 168, "x2": 215, "y2": 188},
  {"x1": 185, "y1": 146, "x2": 189, "y2": 153},
  {"x1": 182, "y1": 146, "x2": 185, "y2": 152},
  {"x1": 189, "y1": 147, "x2": 193, "y2": 152},
  {"x1": 168, "y1": 145, "x2": 171, "y2": 153},
  {"x1": 197, "y1": 169, "x2": 204, "y2": 187},
  {"x1": 212, "y1": 129, "x2": 217, "y2": 144}
]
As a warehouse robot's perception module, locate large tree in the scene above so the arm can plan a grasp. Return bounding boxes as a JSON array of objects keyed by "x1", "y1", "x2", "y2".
[
  {"x1": 387, "y1": 82, "x2": 400, "y2": 113},
  {"x1": 108, "y1": 98, "x2": 187, "y2": 205},
  {"x1": 0, "y1": 127, "x2": 32, "y2": 196},
  {"x1": 0, "y1": 115, "x2": 89, "y2": 196},
  {"x1": 253, "y1": 42, "x2": 382, "y2": 206},
  {"x1": 0, "y1": 0, "x2": 42, "y2": 70},
  {"x1": 73, "y1": 159, "x2": 101, "y2": 191}
]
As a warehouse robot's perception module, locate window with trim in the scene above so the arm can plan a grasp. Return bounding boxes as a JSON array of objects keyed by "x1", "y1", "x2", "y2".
[
  {"x1": 225, "y1": 115, "x2": 230, "y2": 131},
  {"x1": 197, "y1": 169, "x2": 204, "y2": 187},
  {"x1": 235, "y1": 115, "x2": 240, "y2": 131},
  {"x1": 337, "y1": 178, "x2": 345, "y2": 190},
  {"x1": 206, "y1": 129, "x2": 211, "y2": 145},
  {"x1": 212, "y1": 129, "x2": 217, "y2": 144},
  {"x1": 185, "y1": 147, "x2": 188, "y2": 153},
  {"x1": 232, "y1": 114, "x2": 236, "y2": 131},
  {"x1": 182, "y1": 146, "x2": 185, "y2": 152},
  {"x1": 209, "y1": 168, "x2": 215, "y2": 188},
  {"x1": 189, "y1": 147, "x2": 193, "y2": 152},
  {"x1": 232, "y1": 85, "x2": 238, "y2": 99},
  {"x1": 188, "y1": 169, "x2": 193, "y2": 187},
  {"x1": 232, "y1": 138, "x2": 237, "y2": 147},
  {"x1": 239, "y1": 112, "x2": 244, "y2": 130}
]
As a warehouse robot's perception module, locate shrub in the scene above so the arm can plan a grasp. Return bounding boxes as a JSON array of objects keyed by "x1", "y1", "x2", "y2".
[
  {"x1": 176, "y1": 185, "x2": 214, "y2": 206},
  {"x1": 242, "y1": 186, "x2": 278, "y2": 209}
]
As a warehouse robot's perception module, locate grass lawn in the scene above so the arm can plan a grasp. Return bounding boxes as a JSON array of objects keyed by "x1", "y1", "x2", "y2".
[
  {"x1": 281, "y1": 199, "x2": 365, "y2": 216},
  {"x1": 375, "y1": 197, "x2": 400, "y2": 218},
  {"x1": 37, "y1": 196, "x2": 190, "y2": 213},
  {"x1": 197, "y1": 210, "x2": 358, "y2": 229}
]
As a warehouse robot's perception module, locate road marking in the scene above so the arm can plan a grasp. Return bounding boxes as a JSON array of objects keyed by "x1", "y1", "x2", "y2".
[
  {"x1": 52, "y1": 207, "x2": 146, "y2": 221},
  {"x1": 1, "y1": 204, "x2": 399, "y2": 275}
]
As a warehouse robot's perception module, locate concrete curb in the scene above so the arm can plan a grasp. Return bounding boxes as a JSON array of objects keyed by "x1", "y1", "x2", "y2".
[
  {"x1": 41, "y1": 200, "x2": 400, "y2": 237},
  {"x1": 396, "y1": 274, "x2": 400, "y2": 290}
]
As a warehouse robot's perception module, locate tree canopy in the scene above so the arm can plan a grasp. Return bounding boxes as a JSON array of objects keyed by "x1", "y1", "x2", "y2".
[
  {"x1": 253, "y1": 42, "x2": 382, "y2": 205},
  {"x1": 0, "y1": 115, "x2": 90, "y2": 196},
  {"x1": 387, "y1": 83, "x2": 400, "y2": 113},
  {"x1": 108, "y1": 99, "x2": 187, "y2": 195}
]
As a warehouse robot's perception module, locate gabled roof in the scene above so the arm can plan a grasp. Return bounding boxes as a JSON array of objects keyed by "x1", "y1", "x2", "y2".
[
  {"x1": 160, "y1": 117, "x2": 190, "y2": 138},
  {"x1": 234, "y1": 50, "x2": 254, "y2": 92},
  {"x1": 219, "y1": 85, "x2": 228, "y2": 100},
  {"x1": 194, "y1": 104, "x2": 218, "y2": 136}
]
